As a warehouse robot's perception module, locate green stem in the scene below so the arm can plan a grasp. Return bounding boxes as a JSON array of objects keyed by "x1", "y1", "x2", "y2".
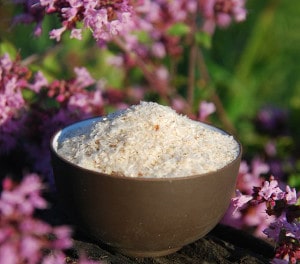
[
  {"x1": 113, "y1": 37, "x2": 170, "y2": 103},
  {"x1": 187, "y1": 41, "x2": 197, "y2": 108},
  {"x1": 197, "y1": 48, "x2": 237, "y2": 135}
]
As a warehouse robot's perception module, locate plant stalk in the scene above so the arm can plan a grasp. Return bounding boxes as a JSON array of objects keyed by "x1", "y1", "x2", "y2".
[{"x1": 197, "y1": 48, "x2": 237, "y2": 135}]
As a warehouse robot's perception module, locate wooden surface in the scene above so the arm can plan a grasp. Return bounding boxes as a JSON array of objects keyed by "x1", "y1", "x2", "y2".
[{"x1": 67, "y1": 224, "x2": 273, "y2": 264}]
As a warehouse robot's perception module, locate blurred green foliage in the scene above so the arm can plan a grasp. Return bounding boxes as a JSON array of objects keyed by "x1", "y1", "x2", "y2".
[{"x1": 210, "y1": 0, "x2": 300, "y2": 131}]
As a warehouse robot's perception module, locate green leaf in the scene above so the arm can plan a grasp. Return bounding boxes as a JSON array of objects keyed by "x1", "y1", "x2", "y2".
[
  {"x1": 22, "y1": 89, "x2": 37, "y2": 103},
  {"x1": 42, "y1": 97, "x2": 60, "y2": 110},
  {"x1": 135, "y1": 31, "x2": 151, "y2": 44},
  {"x1": 0, "y1": 41, "x2": 17, "y2": 58},
  {"x1": 288, "y1": 173, "x2": 300, "y2": 189},
  {"x1": 167, "y1": 23, "x2": 190, "y2": 37},
  {"x1": 195, "y1": 32, "x2": 212, "y2": 49}
]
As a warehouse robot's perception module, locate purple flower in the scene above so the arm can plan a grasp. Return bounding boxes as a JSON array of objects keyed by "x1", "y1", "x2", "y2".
[
  {"x1": 171, "y1": 97, "x2": 187, "y2": 113},
  {"x1": 263, "y1": 220, "x2": 284, "y2": 243},
  {"x1": 12, "y1": 0, "x2": 45, "y2": 36},
  {"x1": 0, "y1": 174, "x2": 47, "y2": 216},
  {"x1": 0, "y1": 244, "x2": 18, "y2": 264},
  {"x1": 106, "y1": 54, "x2": 124, "y2": 67},
  {"x1": 265, "y1": 141, "x2": 277, "y2": 157},
  {"x1": 231, "y1": 173, "x2": 300, "y2": 262},
  {"x1": 199, "y1": 0, "x2": 247, "y2": 34},
  {"x1": 251, "y1": 158, "x2": 270, "y2": 178},
  {"x1": 280, "y1": 220, "x2": 300, "y2": 239},
  {"x1": 74, "y1": 67, "x2": 95, "y2": 89},
  {"x1": 71, "y1": 28, "x2": 83, "y2": 39},
  {"x1": 40, "y1": 0, "x2": 135, "y2": 44},
  {"x1": 0, "y1": 53, "x2": 13, "y2": 70},
  {"x1": 256, "y1": 106, "x2": 289, "y2": 136},
  {"x1": 151, "y1": 42, "x2": 166, "y2": 58},
  {"x1": 29, "y1": 71, "x2": 48, "y2": 92},
  {"x1": 243, "y1": 202, "x2": 275, "y2": 238},
  {"x1": 0, "y1": 53, "x2": 28, "y2": 153},
  {"x1": 231, "y1": 190, "x2": 252, "y2": 214},
  {"x1": 285, "y1": 186, "x2": 297, "y2": 205},
  {"x1": 20, "y1": 218, "x2": 51, "y2": 235},
  {"x1": 0, "y1": 176, "x2": 102, "y2": 264},
  {"x1": 198, "y1": 101, "x2": 216, "y2": 121},
  {"x1": 41, "y1": 251, "x2": 66, "y2": 264},
  {"x1": 236, "y1": 159, "x2": 267, "y2": 195},
  {"x1": 51, "y1": 226, "x2": 73, "y2": 249},
  {"x1": 20, "y1": 235, "x2": 42, "y2": 263},
  {"x1": 258, "y1": 179, "x2": 283, "y2": 201},
  {"x1": 49, "y1": 26, "x2": 67, "y2": 41},
  {"x1": 265, "y1": 220, "x2": 300, "y2": 263}
]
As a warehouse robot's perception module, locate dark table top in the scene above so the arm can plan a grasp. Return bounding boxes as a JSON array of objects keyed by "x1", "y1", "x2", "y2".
[{"x1": 67, "y1": 224, "x2": 273, "y2": 264}]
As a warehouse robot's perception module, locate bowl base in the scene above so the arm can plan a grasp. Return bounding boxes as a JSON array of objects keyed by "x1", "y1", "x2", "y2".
[{"x1": 117, "y1": 247, "x2": 182, "y2": 258}]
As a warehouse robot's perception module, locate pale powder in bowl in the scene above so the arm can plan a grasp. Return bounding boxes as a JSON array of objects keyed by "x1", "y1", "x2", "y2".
[{"x1": 56, "y1": 101, "x2": 239, "y2": 178}]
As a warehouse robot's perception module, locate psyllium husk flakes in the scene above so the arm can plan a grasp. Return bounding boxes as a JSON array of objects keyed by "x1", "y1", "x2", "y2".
[{"x1": 57, "y1": 102, "x2": 239, "y2": 178}]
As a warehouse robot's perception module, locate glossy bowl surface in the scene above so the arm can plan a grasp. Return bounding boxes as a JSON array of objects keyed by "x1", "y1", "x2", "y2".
[{"x1": 50, "y1": 117, "x2": 242, "y2": 257}]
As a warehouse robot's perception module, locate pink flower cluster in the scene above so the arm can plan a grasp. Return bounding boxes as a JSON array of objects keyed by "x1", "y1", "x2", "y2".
[
  {"x1": 0, "y1": 53, "x2": 47, "y2": 153},
  {"x1": 0, "y1": 174, "x2": 100, "y2": 264},
  {"x1": 41, "y1": 0, "x2": 133, "y2": 43},
  {"x1": 13, "y1": 0, "x2": 247, "y2": 44},
  {"x1": 45, "y1": 66, "x2": 102, "y2": 112},
  {"x1": 221, "y1": 158, "x2": 272, "y2": 236},
  {"x1": 198, "y1": 101, "x2": 216, "y2": 121},
  {"x1": 199, "y1": 0, "x2": 247, "y2": 34},
  {"x1": 232, "y1": 176, "x2": 300, "y2": 263}
]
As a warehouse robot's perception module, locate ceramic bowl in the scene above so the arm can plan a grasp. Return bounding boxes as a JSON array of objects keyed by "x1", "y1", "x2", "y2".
[{"x1": 50, "y1": 117, "x2": 242, "y2": 257}]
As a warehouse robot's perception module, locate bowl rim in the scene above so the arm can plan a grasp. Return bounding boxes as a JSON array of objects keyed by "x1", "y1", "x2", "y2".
[{"x1": 50, "y1": 116, "x2": 242, "y2": 182}]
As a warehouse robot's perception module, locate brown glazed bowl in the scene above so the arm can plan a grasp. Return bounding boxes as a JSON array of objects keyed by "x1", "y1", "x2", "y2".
[{"x1": 50, "y1": 117, "x2": 242, "y2": 258}]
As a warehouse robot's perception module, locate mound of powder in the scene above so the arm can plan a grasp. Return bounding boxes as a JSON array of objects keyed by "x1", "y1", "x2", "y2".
[{"x1": 57, "y1": 101, "x2": 240, "y2": 178}]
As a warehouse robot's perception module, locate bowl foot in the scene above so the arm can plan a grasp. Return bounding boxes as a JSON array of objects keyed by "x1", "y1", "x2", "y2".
[{"x1": 117, "y1": 247, "x2": 182, "y2": 258}]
